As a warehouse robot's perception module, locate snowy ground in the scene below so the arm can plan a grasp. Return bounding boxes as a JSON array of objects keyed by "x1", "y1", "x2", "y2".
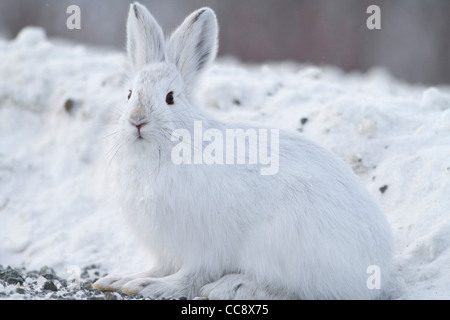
[{"x1": 1, "y1": 27, "x2": 450, "y2": 299}]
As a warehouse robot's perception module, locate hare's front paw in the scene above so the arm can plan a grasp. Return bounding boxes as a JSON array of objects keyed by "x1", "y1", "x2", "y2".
[
  {"x1": 93, "y1": 268, "x2": 165, "y2": 293},
  {"x1": 93, "y1": 274, "x2": 134, "y2": 292},
  {"x1": 121, "y1": 278, "x2": 188, "y2": 299}
]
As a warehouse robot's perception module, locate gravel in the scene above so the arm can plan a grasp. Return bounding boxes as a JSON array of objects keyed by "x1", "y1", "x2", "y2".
[{"x1": 0, "y1": 264, "x2": 153, "y2": 300}]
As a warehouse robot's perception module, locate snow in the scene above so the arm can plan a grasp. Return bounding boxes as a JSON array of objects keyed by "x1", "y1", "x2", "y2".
[{"x1": 1, "y1": 27, "x2": 450, "y2": 299}]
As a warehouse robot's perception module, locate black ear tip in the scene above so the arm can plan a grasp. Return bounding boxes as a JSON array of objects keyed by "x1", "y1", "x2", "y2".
[
  {"x1": 193, "y1": 9, "x2": 207, "y2": 22},
  {"x1": 133, "y1": 4, "x2": 140, "y2": 19},
  {"x1": 191, "y1": 7, "x2": 217, "y2": 23}
]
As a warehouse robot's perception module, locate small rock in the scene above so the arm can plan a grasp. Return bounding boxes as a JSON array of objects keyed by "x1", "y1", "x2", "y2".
[
  {"x1": 42, "y1": 273, "x2": 59, "y2": 280},
  {"x1": 81, "y1": 280, "x2": 93, "y2": 290},
  {"x1": 64, "y1": 98, "x2": 76, "y2": 114},
  {"x1": 42, "y1": 273, "x2": 58, "y2": 280},
  {"x1": 300, "y1": 117, "x2": 309, "y2": 125},
  {"x1": 48, "y1": 293, "x2": 59, "y2": 299},
  {"x1": 6, "y1": 277, "x2": 24, "y2": 285},
  {"x1": 15, "y1": 287, "x2": 26, "y2": 294},
  {"x1": 39, "y1": 266, "x2": 56, "y2": 277},
  {"x1": 26, "y1": 271, "x2": 39, "y2": 279},
  {"x1": 43, "y1": 281, "x2": 58, "y2": 292},
  {"x1": 92, "y1": 289, "x2": 102, "y2": 295},
  {"x1": 0, "y1": 269, "x2": 22, "y2": 281},
  {"x1": 379, "y1": 185, "x2": 388, "y2": 194},
  {"x1": 59, "y1": 279, "x2": 67, "y2": 288},
  {"x1": 179, "y1": 296, "x2": 187, "y2": 300},
  {"x1": 80, "y1": 270, "x2": 89, "y2": 279}
]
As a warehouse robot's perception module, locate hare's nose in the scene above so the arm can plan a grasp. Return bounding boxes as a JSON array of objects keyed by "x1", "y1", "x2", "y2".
[
  {"x1": 135, "y1": 123, "x2": 146, "y2": 130},
  {"x1": 133, "y1": 121, "x2": 148, "y2": 136}
]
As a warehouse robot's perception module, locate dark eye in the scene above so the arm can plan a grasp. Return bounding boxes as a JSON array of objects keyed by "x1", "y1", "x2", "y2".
[
  {"x1": 166, "y1": 91, "x2": 174, "y2": 105},
  {"x1": 128, "y1": 90, "x2": 132, "y2": 100}
]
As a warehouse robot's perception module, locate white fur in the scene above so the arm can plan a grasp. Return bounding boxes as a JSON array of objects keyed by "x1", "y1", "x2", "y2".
[{"x1": 93, "y1": 2, "x2": 393, "y2": 300}]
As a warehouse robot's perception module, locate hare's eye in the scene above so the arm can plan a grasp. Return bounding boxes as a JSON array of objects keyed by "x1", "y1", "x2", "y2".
[
  {"x1": 166, "y1": 91, "x2": 174, "y2": 105},
  {"x1": 128, "y1": 90, "x2": 132, "y2": 100}
]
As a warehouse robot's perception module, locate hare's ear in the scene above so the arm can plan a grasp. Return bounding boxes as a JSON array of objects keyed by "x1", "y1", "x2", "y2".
[
  {"x1": 127, "y1": 2, "x2": 165, "y2": 73},
  {"x1": 166, "y1": 8, "x2": 218, "y2": 91}
]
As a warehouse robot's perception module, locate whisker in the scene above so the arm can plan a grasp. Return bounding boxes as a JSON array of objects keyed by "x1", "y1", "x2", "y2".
[
  {"x1": 98, "y1": 130, "x2": 122, "y2": 141},
  {"x1": 103, "y1": 139, "x2": 126, "y2": 171}
]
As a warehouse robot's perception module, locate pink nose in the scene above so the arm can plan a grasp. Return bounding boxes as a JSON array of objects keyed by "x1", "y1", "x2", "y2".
[
  {"x1": 136, "y1": 123, "x2": 145, "y2": 130},
  {"x1": 135, "y1": 122, "x2": 147, "y2": 136}
]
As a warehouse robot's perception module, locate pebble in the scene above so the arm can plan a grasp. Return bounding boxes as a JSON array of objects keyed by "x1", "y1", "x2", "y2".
[
  {"x1": 39, "y1": 266, "x2": 56, "y2": 277},
  {"x1": 6, "y1": 277, "x2": 24, "y2": 285},
  {"x1": 43, "y1": 281, "x2": 58, "y2": 292},
  {"x1": 26, "y1": 271, "x2": 39, "y2": 279},
  {"x1": 42, "y1": 273, "x2": 58, "y2": 280},
  {"x1": 16, "y1": 287, "x2": 26, "y2": 294},
  {"x1": 81, "y1": 280, "x2": 93, "y2": 290},
  {"x1": 379, "y1": 185, "x2": 388, "y2": 194},
  {"x1": 0, "y1": 269, "x2": 23, "y2": 281}
]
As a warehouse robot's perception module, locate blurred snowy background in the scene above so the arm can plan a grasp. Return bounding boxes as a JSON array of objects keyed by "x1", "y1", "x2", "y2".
[
  {"x1": 0, "y1": 0, "x2": 449, "y2": 299},
  {"x1": 0, "y1": 0, "x2": 449, "y2": 85}
]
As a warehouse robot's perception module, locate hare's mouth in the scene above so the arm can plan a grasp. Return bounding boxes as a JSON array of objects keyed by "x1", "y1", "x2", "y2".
[
  {"x1": 133, "y1": 131, "x2": 155, "y2": 144},
  {"x1": 128, "y1": 120, "x2": 151, "y2": 142},
  {"x1": 135, "y1": 134, "x2": 148, "y2": 142}
]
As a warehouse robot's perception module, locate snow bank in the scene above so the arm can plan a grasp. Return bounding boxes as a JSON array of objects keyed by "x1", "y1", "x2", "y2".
[{"x1": 1, "y1": 27, "x2": 449, "y2": 299}]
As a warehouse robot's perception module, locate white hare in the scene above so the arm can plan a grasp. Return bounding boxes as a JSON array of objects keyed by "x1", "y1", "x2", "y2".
[{"x1": 93, "y1": 2, "x2": 393, "y2": 299}]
